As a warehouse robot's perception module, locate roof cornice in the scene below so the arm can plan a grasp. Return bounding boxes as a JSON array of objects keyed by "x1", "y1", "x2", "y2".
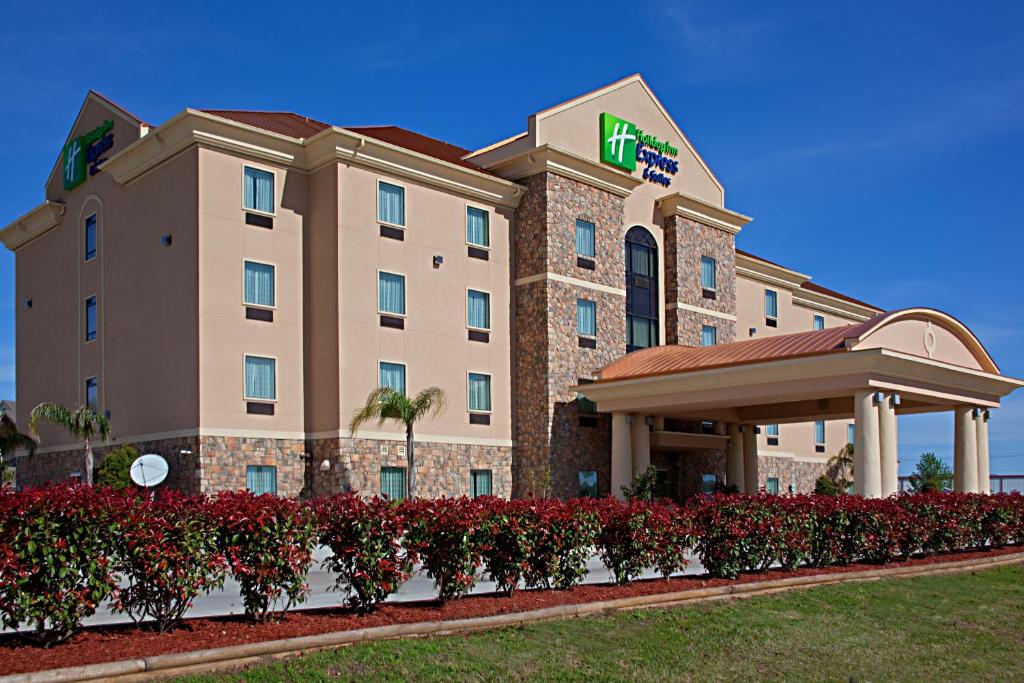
[
  {"x1": 657, "y1": 191, "x2": 751, "y2": 235},
  {"x1": 483, "y1": 143, "x2": 643, "y2": 198},
  {"x1": 0, "y1": 201, "x2": 65, "y2": 251},
  {"x1": 792, "y1": 286, "x2": 878, "y2": 322},
  {"x1": 735, "y1": 252, "x2": 809, "y2": 288}
]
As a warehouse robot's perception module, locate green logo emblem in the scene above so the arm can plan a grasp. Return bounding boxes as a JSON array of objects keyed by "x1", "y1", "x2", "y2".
[
  {"x1": 600, "y1": 112, "x2": 637, "y2": 172},
  {"x1": 62, "y1": 136, "x2": 87, "y2": 190},
  {"x1": 62, "y1": 120, "x2": 114, "y2": 191}
]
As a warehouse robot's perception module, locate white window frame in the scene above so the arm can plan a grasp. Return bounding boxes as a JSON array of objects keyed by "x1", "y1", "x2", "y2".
[
  {"x1": 467, "y1": 371, "x2": 493, "y2": 414},
  {"x1": 700, "y1": 255, "x2": 717, "y2": 291},
  {"x1": 575, "y1": 218, "x2": 596, "y2": 258},
  {"x1": 378, "y1": 360, "x2": 407, "y2": 394},
  {"x1": 243, "y1": 354, "x2": 278, "y2": 402},
  {"x1": 814, "y1": 420, "x2": 826, "y2": 446},
  {"x1": 765, "y1": 423, "x2": 780, "y2": 437},
  {"x1": 576, "y1": 298, "x2": 597, "y2": 338},
  {"x1": 700, "y1": 324, "x2": 717, "y2": 347},
  {"x1": 84, "y1": 294, "x2": 97, "y2": 343},
  {"x1": 242, "y1": 258, "x2": 277, "y2": 309},
  {"x1": 84, "y1": 375, "x2": 99, "y2": 412},
  {"x1": 84, "y1": 213, "x2": 97, "y2": 262},
  {"x1": 465, "y1": 204, "x2": 491, "y2": 249},
  {"x1": 241, "y1": 164, "x2": 277, "y2": 217},
  {"x1": 377, "y1": 269, "x2": 407, "y2": 317},
  {"x1": 813, "y1": 314, "x2": 825, "y2": 331},
  {"x1": 466, "y1": 288, "x2": 491, "y2": 331},
  {"x1": 765, "y1": 288, "x2": 778, "y2": 320},
  {"x1": 377, "y1": 179, "x2": 407, "y2": 228}
]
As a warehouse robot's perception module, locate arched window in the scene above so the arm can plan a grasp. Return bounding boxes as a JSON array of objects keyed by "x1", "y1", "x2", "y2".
[{"x1": 625, "y1": 226, "x2": 659, "y2": 352}]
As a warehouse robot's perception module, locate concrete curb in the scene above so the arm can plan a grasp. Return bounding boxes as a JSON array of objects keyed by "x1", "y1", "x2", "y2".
[{"x1": 5, "y1": 550, "x2": 1022, "y2": 682}]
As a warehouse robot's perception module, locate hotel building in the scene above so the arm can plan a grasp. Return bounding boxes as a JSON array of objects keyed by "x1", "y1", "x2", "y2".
[{"x1": 3, "y1": 75, "x2": 1019, "y2": 499}]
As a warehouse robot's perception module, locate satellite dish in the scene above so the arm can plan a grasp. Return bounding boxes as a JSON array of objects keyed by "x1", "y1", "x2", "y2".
[{"x1": 130, "y1": 453, "x2": 169, "y2": 488}]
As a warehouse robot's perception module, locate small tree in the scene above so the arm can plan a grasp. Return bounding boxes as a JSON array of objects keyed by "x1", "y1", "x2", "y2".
[
  {"x1": 909, "y1": 452, "x2": 952, "y2": 493},
  {"x1": 814, "y1": 474, "x2": 840, "y2": 495},
  {"x1": 349, "y1": 387, "x2": 446, "y2": 498},
  {"x1": 28, "y1": 403, "x2": 111, "y2": 486},
  {"x1": 827, "y1": 443, "x2": 854, "y2": 492},
  {"x1": 97, "y1": 445, "x2": 139, "y2": 489},
  {"x1": 621, "y1": 465, "x2": 660, "y2": 501}
]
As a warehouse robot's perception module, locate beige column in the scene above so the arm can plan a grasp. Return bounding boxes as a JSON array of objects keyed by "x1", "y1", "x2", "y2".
[
  {"x1": 742, "y1": 425, "x2": 759, "y2": 493},
  {"x1": 954, "y1": 406, "x2": 978, "y2": 493},
  {"x1": 854, "y1": 391, "x2": 881, "y2": 497},
  {"x1": 977, "y1": 410, "x2": 990, "y2": 494},
  {"x1": 630, "y1": 415, "x2": 651, "y2": 476},
  {"x1": 878, "y1": 392, "x2": 899, "y2": 496},
  {"x1": 726, "y1": 423, "x2": 744, "y2": 491},
  {"x1": 611, "y1": 412, "x2": 632, "y2": 500}
]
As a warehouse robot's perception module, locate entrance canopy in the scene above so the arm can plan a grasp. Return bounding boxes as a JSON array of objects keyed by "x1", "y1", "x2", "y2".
[{"x1": 579, "y1": 309, "x2": 1021, "y2": 424}]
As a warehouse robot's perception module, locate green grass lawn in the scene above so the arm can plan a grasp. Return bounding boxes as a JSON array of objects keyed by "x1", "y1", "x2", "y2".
[{"x1": 181, "y1": 564, "x2": 1024, "y2": 682}]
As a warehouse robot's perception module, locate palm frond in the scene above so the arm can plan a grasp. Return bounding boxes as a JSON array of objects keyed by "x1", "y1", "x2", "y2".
[
  {"x1": 28, "y1": 402, "x2": 75, "y2": 437},
  {"x1": 0, "y1": 426, "x2": 37, "y2": 459},
  {"x1": 349, "y1": 387, "x2": 408, "y2": 435},
  {"x1": 410, "y1": 387, "x2": 447, "y2": 423}
]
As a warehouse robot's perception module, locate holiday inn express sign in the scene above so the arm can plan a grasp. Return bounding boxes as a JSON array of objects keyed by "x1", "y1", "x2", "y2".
[
  {"x1": 62, "y1": 119, "x2": 115, "y2": 190},
  {"x1": 599, "y1": 112, "x2": 679, "y2": 187}
]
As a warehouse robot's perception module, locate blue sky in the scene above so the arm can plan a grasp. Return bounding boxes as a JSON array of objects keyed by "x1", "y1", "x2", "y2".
[{"x1": 1, "y1": 0, "x2": 1022, "y2": 475}]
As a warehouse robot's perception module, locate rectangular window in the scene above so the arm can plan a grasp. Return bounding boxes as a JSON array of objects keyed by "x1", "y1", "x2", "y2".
[
  {"x1": 246, "y1": 465, "x2": 277, "y2": 495},
  {"x1": 815, "y1": 420, "x2": 826, "y2": 446},
  {"x1": 700, "y1": 256, "x2": 716, "y2": 290},
  {"x1": 467, "y1": 206, "x2": 489, "y2": 247},
  {"x1": 84, "y1": 214, "x2": 96, "y2": 261},
  {"x1": 576, "y1": 378, "x2": 597, "y2": 414},
  {"x1": 577, "y1": 299, "x2": 596, "y2": 337},
  {"x1": 575, "y1": 219, "x2": 595, "y2": 257},
  {"x1": 813, "y1": 315, "x2": 825, "y2": 331},
  {"x1": 468, "y1": 372, "x2": 492, "y2": 413},
  {"x1": 381, "y1": 466, "x2": 407, "y2": 500},
  {"x1": 243, "y1": 261, "x2": 275, "y2": 308},
  {"x1": 848, "y1": 423, "x2": 855, "y2": 446},
  {"x1": 766, "y1": 424, "x2": 779, "y2": 437},
  {"x1": 243, "y1": 166, "x2": 275, "y2": 214},
  {"x1": 700, "y1": 325, "x2": 717, "y2": 347},
  {"x1": 765, "y1": 289, "x2": 778, "y2": 319},
  {"x1": 766, "y1": 477, "x2": 780, "y2": 495},
  {"x1": 244, "y1": 355, "x2": 277, "y2": 400},
  {"x1": 85, "y1": 296, "x2": 97, "y2": 342},
  {"x1": 467, "y1": 290, "x2": 490, "y2": 330},
  {"x1": 378, "y1": 362, "x2": 406, "y2": 395},
  {"x1": 85, "y1": 376, "x2": 98, "y2": 412},
  {"x1": 378, "y1": 181, "x2": 405, "y2": 226},
  {"x1": 470, "y1": 469, "x2": 493, "y2": 498},
  {"x1": 701, "y1": 473, "x2": 717, "y2": 494},
  {"x1": 378, "y1": 272, "x2": 406, "y2": 315},
  {"x1": 578, "y1": 470, "x2": 598, "y2": 498}
]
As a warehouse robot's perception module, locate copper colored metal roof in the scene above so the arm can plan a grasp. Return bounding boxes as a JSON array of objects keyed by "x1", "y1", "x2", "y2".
[
  {"x1": 344, "y1": 126, "x2": 492, "y2": 174},
  {"x1": 201, "y1": 110, "x2": 331, "y2": 139},
  {"x1": 597, "y1": 315, "x2": 884, "y2": 382}
]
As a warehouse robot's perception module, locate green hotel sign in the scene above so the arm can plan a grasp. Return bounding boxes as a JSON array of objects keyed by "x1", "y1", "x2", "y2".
[
  {"x1": 599, "y1": 112, "x2": 679, "y2": 187},
  {"x1": 62, "y1": 120, "x2": 115, "y2": 191}
]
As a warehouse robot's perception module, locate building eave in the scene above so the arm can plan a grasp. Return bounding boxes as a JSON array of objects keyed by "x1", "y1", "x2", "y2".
[
  {"x1": 657, "y1": 191, "x2": 752, "y2": 235},
  {"x1": 0, "y1": 200, "x2": 66, "y2": 251},
  {"x1": 483, "y1": 143, "x2": 643, "y2": 198}
]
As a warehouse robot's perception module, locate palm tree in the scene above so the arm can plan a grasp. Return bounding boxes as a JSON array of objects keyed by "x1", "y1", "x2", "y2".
[
  {"x1": 28, "y1": 403, "x2": 111, "y2": 486},
  {"x1": 0, "y1": 414, "x2": 36, "y2": 473},
  {"x1": 349, "y1": 386, "x2": 446, "y2": 499}
]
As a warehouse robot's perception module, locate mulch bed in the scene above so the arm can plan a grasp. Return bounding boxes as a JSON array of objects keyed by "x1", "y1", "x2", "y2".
[{"x1": 1, "y1": 545, "x2": 1020, "y2": 676}]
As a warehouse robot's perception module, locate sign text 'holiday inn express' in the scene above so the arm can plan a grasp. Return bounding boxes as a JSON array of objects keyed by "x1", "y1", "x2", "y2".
[
  {"x1": 62, "y1": 119, "x2": 115, "y2": 191},
  {"x1": 599, "y1": 112, "x2": 679, "y2": 187}
]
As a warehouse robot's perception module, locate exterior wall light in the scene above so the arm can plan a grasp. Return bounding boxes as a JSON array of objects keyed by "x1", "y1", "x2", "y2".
[
  {"x1": 161, "y1": 233, "x2": 173, "y2": 246},
  {"x1": 433, "y1": 255, "x2": 444, "y2": 268},
  {"x1": 891, "y1": 393, "x2": 901, "y2": 407}
]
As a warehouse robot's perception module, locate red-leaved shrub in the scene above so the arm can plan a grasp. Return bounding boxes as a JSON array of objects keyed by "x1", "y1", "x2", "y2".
[{"x1": 401, "y1": 497, "x2": 485, "y2": 602}]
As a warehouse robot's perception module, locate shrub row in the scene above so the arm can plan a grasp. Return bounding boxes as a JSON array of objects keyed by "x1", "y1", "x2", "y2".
[{"x1": 1, "y1": 487, "x2": 1021, "y2": 645}]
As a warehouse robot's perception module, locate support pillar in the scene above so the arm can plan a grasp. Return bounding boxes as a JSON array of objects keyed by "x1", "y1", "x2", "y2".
[
  {"x1": 630, "y1": 415, "x2": 651, "y2": 476},
  {"x1": 977, "y1": 410, "x2": 990, "y2": 494},
  {"x1": 854, "y1": 391, "x2": 881, "y2": 497},
  {"x1": 742, "y1": 425, "x2": 759, "y2": 494},
  {"x1": 611, "y1": 413, "x2": 632, "y2": 500},
  {"x1": 878, "y1": 392, "x2": 899, "y2": 496},
  {"x1": 953, "y1": 406, "x2": 978, "y2": 493},
  {"x1": 726, "y1": 423, "x2": 744, "y2": 491}
]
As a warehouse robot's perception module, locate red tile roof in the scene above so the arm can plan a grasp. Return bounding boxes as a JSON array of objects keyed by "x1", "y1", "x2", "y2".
[{"x1": 200, "y1": 110, "x2": 331, "y2": 139}]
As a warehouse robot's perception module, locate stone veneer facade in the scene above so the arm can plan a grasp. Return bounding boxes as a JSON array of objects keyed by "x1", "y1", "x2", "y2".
[{"x1": 759, "y1": 455, "x2": 828, "y2": 494}]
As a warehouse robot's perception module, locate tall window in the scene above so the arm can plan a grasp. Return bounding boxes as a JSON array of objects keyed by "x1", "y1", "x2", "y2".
[
  {"x1": 378, "y1": 272, "x2": 406, "y2": 315},
  {"x1": 378, "y1": 181, "x2": 405, "y2": 226},
  {"x1": 766, "y1": 477, "x2": 780, "y2": 495},
  {"x1": 468, "y1": 373, "x2": 491, "y2": 413},
  {"x1": 700, "y1": 325, "x2": 717, "y2": 347},
  {"x1": 84, "y1": 214, "x2": 97, "y2": 261},
  {"x1": 85, "y1": 377, "x2": 98, "y2": 412},
  {"x1": 578, "y1": 470, "x2": 598, "y2": 497},
  {"x1": 467, "y1": 290, "x2": 490, "y2": 330},
  {"x1": 244, "y1": 355, "x2": 276, "y2": 400},
  {"x1": 766, "y1": 424, "x2": 779, "y2": 437},
  {"x1": 848, "y1": 423, "x2": 855, "y2": 446},
  {"x1": 467, "y1": 207, "x2": 489, "y2": 247},
  {"x1": 246, "y1": 465, "x2": 277, "y2": 495},
  {"x1": 815, "y1": 420, "x2": 826, "y2": 445},
  {"x1": 243, "y1": 167, "x2": 275, "y2": 214},
  {"x1": 470, "y1": 470, "x2": 493, "y2": 498},
  {"x1": 379, "y1": 362, "x2": 406, "y2": 395},
  {"x1": 575, "y1": 219, "x2": 595, "y2": 257},
  {"x1": 243, "y1": 261, "x2": 275, "y2": 308},
  {"x1": 700, "y1": 256, "x2": 716, "y2": 290},
  {"x1": 577, "y1": 299, "x2": 596, "y2": 337},
  {"x1": 625, "y1": 226, "x2": 659, "y2": 352},
  {"x1": 701, "y1": 473, "x2": 717, "y2": 494},
  {"x1": 85, "y1": 296, "x2": 97, "y2": 342},
  {"x1": 813, "y1": 315, "x2": 825, "y2": 331},
  {"x1": 381, "y1": 466, "x2": 407, "y2": 500},
  {"x1": 765, "y1": 289, "x2": 778, "y2": 319}
]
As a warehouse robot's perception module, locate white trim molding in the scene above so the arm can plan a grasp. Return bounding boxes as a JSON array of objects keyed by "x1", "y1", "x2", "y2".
[
  {"x1": 0, "y1": 201, "x2": 65, "y2": 250},
  {"x1": 664, "y1": 302, "x2": 738, "y2": 322},
  {"x1": 515, "y1": 272, "x2": 627, "y2": 297},
  {"x1": 657, "y1": 191, "x2": 752, "y2": 235}
]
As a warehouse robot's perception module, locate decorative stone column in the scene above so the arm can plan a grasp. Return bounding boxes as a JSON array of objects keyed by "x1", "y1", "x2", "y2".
[
  {"x1": 611, "y1": 413, "x2": 632, "y2": 500},
  {"x1": 726, "y1": 423, "x2": 744, "y2": 491},
  {"x1": 854, "y1": 391, "x2": 882, "y2": 497},
  {"x1": 878, "y1": 392, "x2": 899, "y2": 496},
  {"x1": 742, "y1": 425, "x2": 759, "y2": 494},
  {"x1": 630, "y1": 415, "x2": 651, "y2": 476},
  {"x1": 954, "y1": 406, "x2": 978, "y2": 493},
  {"x1": 976, "y1": 409, "x2": 990, "y2": 494}
]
